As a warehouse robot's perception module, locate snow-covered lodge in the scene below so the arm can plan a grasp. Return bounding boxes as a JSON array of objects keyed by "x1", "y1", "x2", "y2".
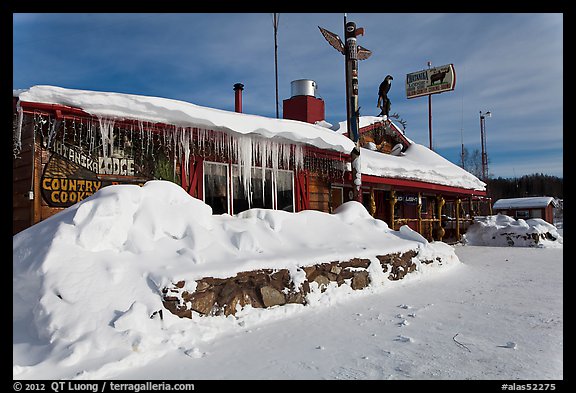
[{"x1": 12, "y1": 83, "x2": 489, "y2": 239}]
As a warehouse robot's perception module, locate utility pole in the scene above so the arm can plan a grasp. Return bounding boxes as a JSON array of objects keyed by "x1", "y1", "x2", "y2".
[
  {"x1": 479, "y1": 110, "x2": 491, "y2": 181},
  {"x1": 273, "y1": 13, "x2": 280, "y2": 119},
  {"x1": 427, "y1": 61, "x2": 433, "y2": 150}
]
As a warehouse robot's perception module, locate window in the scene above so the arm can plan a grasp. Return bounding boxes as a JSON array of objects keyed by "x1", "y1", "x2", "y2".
[
  {"x1": 231, "y1": 165, "x2": 294, "y2": 214},
  {"x1": 515, "y1": 210, "x2": 530, "y2": 219},
  {"x1": 232, "y1": 166, "x2": 273, "y2": 214},
  {"x1": 420, "y1": 197, "x2": 428, "y2": 215},
  {"x1": 276, "y1": 170, "x2": 294, "y2": 212},
  {"x1": 362, "y1": 191, "x2": 372, "y2": 213},
  {"x1": 394, "y1": 197, "x2": 403, "y2": 220},
  {"x1": 203, "y1": 162, "x2": 229, "y2": 214},
  {"x1": 530, "y1": 209, "x2": 542, "y2": 219}
]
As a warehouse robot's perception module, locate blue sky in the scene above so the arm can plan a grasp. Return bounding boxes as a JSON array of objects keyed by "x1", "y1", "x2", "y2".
[{"x1": 12, "y1": 13, "x2": 563, "y2": 179}]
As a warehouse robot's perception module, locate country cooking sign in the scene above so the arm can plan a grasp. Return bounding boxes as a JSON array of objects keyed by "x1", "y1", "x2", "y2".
[
  {"x1": 41, "y1": 139, "x2": 145, "y2": 207},
  {"x1": 405, "y1": 64, "x2": 456, "y2": 99}
]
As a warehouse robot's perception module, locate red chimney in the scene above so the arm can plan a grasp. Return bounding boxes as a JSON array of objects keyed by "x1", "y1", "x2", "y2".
[
  {"x1": 233, "y1": 83, "x2": 244, "y2": 113},
  {"x1": 283, "y1": 79, "x2": 325, "y2": 124}
]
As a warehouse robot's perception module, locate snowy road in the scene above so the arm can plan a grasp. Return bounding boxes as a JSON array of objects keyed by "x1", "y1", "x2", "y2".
[{"x1": 114, "y1": 245, "x2": 563, "y2": 380}]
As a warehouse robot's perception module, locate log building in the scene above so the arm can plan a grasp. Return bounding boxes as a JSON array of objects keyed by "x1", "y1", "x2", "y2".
[{"x1": 13, "y1": 83, "x2": 489, "y2": 241}]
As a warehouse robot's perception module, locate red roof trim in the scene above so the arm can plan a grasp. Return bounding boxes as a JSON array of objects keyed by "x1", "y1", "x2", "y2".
[
  {"x1": 304, "y1": 146, "x2": 350, "y2": 161},
  {"x1": 18, "y1": 101, "x2": 92, "y2": 118},
  {"x1": 361, "y1": 174, "x2": 486, "y2": 196},
  {"x1": 18, "y1": 101, "x2": 172, "y2": 132}
]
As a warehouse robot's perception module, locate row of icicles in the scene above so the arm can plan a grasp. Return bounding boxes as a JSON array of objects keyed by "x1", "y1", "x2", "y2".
[{"x1": 16, "y1": 111, "x2": 319, "y2": 204}]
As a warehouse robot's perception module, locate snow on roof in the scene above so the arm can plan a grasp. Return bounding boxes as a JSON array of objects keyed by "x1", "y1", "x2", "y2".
[
  {"x1": 16, "y1": 85, "x2": 355, "y2": 154},
  {"x1": 354, "y1": 144, "x2": 486, "y2": 191},
  {"x1": 493, "y1": 197, "x2": 558, "y2": 210},
  {"x1": 330, "y1": 115, "x2": 395, "y2": 134},
  {"x1": 13, "y1": 88, "x2": 28, "y2": 98},
  {"x1": 15, "y1": 86, "x2": 484, "y2": 191},
  {"x1": 331, "y1": 115, "x2": 484, "y2": 190}
]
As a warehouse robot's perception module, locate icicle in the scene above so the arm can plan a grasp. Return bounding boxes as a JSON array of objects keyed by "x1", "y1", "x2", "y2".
[
  {"x1": 87, "y1": 120, "x2": 92, "y2": 155},
  {"x1": 178, "y1": 126, "x2": 191, "y2": 182},
  {"x1": 282, "y1": 142, "x2": 291, "y2": 170},
  {"x1": 198, "y1": 128, "x2": 205, "y2": 155},
  {"x1": 235, "y1": 135, "x2": 253, "y2": 207},
  {"x1": 138, "y1": 120, "x2": 144, "y2": 163},
  {"x1": 61, "y1": 118, "x2": 66, "y2": 145},
  {"x1": 98, "y1": 117, "x2": 115, "y2": 159},
  {"x1": 294, "y1": 144, "x2": 304, "y2": 171},
  {"x1": 260, "y1": 139, "x2": 268, "y2": 204},
  {"x1": 271, "y1": 140, "x2": 279, "y2": 179},
  {"x1": 46, "y1": 115, "x2": 58, "y2": 150},
  {"x1": 173, "y1": 140, "x2": 177, "y2": 183},
  {"x1": 146, "y1": 124, "x2": 152, "y2": 157},
  {"x1": 129, "y1": 124, "x2": 133, "y2": 158},
  {"x1": 71, "y1": 118, "x2": 75, "y2": 143},
  {"x1": 13, "y1": 103, "x2": 23, "y2": 158}
]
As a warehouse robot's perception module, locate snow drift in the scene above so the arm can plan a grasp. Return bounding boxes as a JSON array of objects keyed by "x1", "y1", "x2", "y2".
[
  {"x1": 13, "y1": 180, "x2": 460, "y2": 379},
  {"x1": 463, "y1": 214, "x2": 563, "y2": 247}
]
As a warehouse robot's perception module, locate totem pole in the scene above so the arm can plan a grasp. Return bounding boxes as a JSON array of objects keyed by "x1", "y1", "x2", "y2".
[{"x1": 319, "y1": 15, "x2": 371, "y2": 202}]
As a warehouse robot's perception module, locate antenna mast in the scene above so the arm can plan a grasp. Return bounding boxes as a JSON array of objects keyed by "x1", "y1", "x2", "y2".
[{"x1": 273, "y1": 13, "x2": 280, "y2": 118}]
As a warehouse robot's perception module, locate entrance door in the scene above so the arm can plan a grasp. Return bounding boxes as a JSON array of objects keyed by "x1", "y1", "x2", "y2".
[{"x1": 374, "y1": 190, "x2": 388, "y2": 222}]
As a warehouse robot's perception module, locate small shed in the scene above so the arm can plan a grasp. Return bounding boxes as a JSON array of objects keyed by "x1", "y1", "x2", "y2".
[{"x1": 492, "y1": 197, "x2": 558, "y2": 224}]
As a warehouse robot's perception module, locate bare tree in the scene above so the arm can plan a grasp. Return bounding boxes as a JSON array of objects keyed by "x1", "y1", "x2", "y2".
[{"x1": 462, "y1": 147, "x2": 484, "y2": 179}]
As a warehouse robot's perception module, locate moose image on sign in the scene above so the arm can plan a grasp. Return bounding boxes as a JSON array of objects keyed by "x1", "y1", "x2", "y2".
[
  {"x1": 406, "y1": 64, "x2": 456, "y2": 99},
  {"x1": 430, "y1": 69, "x2": 449, "y2": 84}
]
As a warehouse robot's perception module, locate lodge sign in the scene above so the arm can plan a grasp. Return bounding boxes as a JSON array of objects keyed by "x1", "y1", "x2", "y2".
[
  {"x1": 405, "y1": 64, "x2": 456, "y2": 99},
  {"x1": 397, "y1": 194, "x2": 419, "y2": 205},
  {"x1": 41, "y1": 141, "x2": 146, "y2": 208},
  {"x1": 52, "y1": 140, "x2": 135, "y2": 176}
]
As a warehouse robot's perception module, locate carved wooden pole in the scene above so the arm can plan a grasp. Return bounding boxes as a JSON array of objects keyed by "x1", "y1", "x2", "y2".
[
  {"x1": 389, "y1": 190, "x2": 397, "y2": 230},
  {"x1": 346, "y1": 20, "x2": 362, "y2": 203},
  {"x1": 455, "y1": 197, "x2": 461, "y2": 241},
  {"x1": 436, "y1": 194, "x2": 445, "y2": 241},
  {"x1": 319, "y1": 17, "x2": 371, "y2": 204},
  {"x1": 417, "y1": 192, "x2": 422, "y2": 235},
  {"x1": 369, "y1": 188, "x2": 376, "y2": 216}
]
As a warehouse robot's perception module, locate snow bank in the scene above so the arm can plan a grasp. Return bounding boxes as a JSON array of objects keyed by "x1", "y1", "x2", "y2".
[
  {"x1": 463, "y1": 214, "x2": 563, "y2": 248},
  {"x1": 13, "y1": 180, "x2": 460, "y2": 379}
]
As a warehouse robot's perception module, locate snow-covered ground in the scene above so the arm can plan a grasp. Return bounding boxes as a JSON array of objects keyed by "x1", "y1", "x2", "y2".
[
  {"x1": 115, "y1": 245, "x2": 563, "y2": 380},
  {"x1": 13, "y1": 181, "x2": 563, "y2": 380}
]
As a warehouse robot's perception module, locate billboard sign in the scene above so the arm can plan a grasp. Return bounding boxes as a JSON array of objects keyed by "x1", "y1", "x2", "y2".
[{"x1": 406, "y1": 64, "x2": 456, "y2": 99}]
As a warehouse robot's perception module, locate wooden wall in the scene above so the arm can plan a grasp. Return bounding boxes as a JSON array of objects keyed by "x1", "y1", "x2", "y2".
[
  {"x1": 12, "y1": 116, "x2": 35, "y2": 234},
  {"x1": 308, "y1": 174, "x2": 330, "y2": 213}
]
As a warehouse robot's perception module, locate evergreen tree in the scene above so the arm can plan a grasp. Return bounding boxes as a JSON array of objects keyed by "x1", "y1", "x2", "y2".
[{"x1": 486, "y1": 174, "x2": 563, "y2": 201}]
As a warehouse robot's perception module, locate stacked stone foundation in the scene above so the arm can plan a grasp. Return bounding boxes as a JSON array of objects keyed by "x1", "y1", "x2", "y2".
[{"x1": 162, "y1": 249, "x2": 442, "y2": 317}]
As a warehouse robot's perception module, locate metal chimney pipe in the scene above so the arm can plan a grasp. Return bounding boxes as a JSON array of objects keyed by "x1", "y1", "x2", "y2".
[{"x1": 233, "y1": 83, "x2": 244, "y2": 113}]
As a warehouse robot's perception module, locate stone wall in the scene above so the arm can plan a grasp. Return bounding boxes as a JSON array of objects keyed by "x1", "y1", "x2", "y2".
[{"x1": 162, "y1": 249, "x2": 439, "y2": 318}]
